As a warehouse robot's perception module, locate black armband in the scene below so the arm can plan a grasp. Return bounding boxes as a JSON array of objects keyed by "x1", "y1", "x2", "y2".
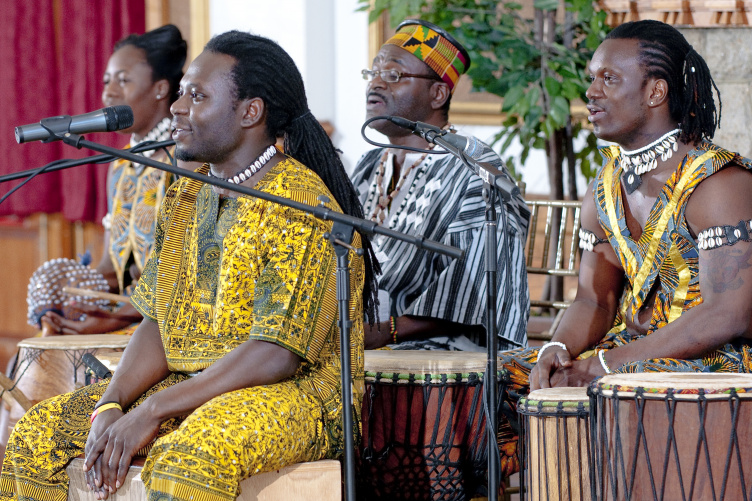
[
  {"x1": 698, "y1": 220, "x2": 752, "y2": 250},
  {"x1": 579, "y1": 228, "x2": 608, "y2": 252}
]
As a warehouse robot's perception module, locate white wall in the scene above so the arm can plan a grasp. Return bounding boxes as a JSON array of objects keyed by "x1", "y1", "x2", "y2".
[
  {"x1": 209, "y1": 0, "x2": 367, "y2": 174},
  {"x1": 208, "y1": 0, "x2": 562, "y2": 194}
]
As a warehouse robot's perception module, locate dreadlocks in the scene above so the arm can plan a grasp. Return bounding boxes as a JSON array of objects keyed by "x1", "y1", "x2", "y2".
[
  {"x1": 204, "y1": 31, "x2": 380, "y2": 324},
  {"x1": 606, "y1": 20, "x2": 720, "y2": 145}
]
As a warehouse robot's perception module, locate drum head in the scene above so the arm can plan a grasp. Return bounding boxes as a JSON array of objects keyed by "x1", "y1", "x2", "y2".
[
  {"x1": 364, "y1": 350, "x2": 488, "y2": 374},
  {"x1": 527, "y1": 386, "x2": 589, "y2": 401},
  {"x1": 519, "y1": 387, "x2": 589, "y2": 415},
  {"x1": 18, "y1": 334, "x2": 131, "y2": 350},
  {"x1": 594, "y1": 372, "x2": 752, "y2": 400}
]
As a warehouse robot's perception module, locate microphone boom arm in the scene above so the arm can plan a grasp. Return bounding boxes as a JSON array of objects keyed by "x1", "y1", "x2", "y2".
[
  {"x1": 52, "y1": 132, "x2": 463, "y2": 261},
  {"x1": 0, "y1": 140, "x2": 176, "y2": 184}
]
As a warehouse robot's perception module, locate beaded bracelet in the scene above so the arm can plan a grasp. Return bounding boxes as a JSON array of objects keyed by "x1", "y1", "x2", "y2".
[
  {"x1": 90, "y1": 402, "x2": 122, "y2": 424},
  {"x1": 598, "y1": 350, "x2": 612, "y2": 374},
  {"x1": 389, "y1": 316, "x2": 398, "y2": 344},
  {"x1": 537, "y1": 341, "x2": 568, "y2": 360}
]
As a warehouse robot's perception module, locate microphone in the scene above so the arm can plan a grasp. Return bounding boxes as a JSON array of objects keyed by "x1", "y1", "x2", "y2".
[
  {"x1": 386, "y1": 116, "x2": 484, "y2": 160},
  {"x1": 385, "y1": 116, "x2": 520, "y2": 201},
  {"x1": 82, "y1": 353, "x2": 113, "y2": 380},
  {"x1": 15, "y1": 106, "x2": 135, "y2": 144}
]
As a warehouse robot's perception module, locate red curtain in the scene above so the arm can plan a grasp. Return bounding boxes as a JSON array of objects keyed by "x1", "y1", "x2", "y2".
[{"x1": 0, "y1": 0, "x2": 145, "y2": 222}]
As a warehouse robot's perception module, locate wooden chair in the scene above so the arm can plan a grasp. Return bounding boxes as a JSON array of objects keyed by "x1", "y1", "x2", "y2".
[
  {"x1": 600, "y1": 0, "x2": 641, "y2": 26},
  {"x1": 651, "y1": 0, "x2": 695, "y2": 25},
  {"x1": 703, "y1": 0, "x2": 749, "y2": 25},
  {"x1": 524, "y1": 199, "x2": 582, "y2": 343}
]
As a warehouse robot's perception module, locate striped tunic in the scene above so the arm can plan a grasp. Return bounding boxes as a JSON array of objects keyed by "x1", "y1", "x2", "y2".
[{"x1": 352, "y1": 136, "x2": 530, "y2": 350}]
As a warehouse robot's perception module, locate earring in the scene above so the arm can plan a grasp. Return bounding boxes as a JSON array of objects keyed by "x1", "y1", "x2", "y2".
[
  {"x1": 156, "y1": 94, "x2": 162, "y2": 99},
  {"x1": 650, "y1": 101, "x2": 654, "y2": 105}
]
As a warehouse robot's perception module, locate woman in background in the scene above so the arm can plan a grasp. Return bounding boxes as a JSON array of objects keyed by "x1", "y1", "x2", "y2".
[{"x1": 29, "y1": 24, "x2": 192, "y2": 336}]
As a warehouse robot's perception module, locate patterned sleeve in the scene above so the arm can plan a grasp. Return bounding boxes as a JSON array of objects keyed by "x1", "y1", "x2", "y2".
[
  {"x1": 240, "y1": 201, "x2": 340, "y2": 363},
  {"x1": 130, "y1": 180, "x2": 182, "y2": 321}
]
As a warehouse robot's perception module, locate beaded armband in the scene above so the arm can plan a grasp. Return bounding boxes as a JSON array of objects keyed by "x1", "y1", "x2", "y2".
[
  {"x1": 697, "y1": 220, "x2": 752, "y2": 250},
  {"x1": 578, "y1": 228, "x2": 608, "y2": 252}
]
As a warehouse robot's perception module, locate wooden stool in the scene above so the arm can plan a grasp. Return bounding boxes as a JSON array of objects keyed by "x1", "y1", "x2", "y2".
[{"x1": 66, "y1": 457, "x2": 342, "y2": 500}]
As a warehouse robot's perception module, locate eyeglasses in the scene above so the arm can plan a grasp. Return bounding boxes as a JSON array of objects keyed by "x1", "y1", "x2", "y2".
[{"x1": 361, "y1": 68, "x2": 441, "y2": 84}]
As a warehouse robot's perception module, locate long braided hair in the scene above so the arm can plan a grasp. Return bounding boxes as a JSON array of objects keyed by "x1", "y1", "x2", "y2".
[
  {"x1": 205, "y1": 31, "x2": 380, "y2": 325},
  {"x1": 606, "y1": 20, "x2": 720, "y2": 144}
]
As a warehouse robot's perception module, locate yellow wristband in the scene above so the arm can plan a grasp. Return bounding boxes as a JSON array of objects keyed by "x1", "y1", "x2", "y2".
[{"x1": 90, "y1": 402, "x2": 122, "y2": 424}]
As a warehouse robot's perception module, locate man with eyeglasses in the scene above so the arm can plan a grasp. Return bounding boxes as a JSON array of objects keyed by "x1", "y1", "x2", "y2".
[{"x1": 351, "y1": 19, "x2": 530, "y2": 352}]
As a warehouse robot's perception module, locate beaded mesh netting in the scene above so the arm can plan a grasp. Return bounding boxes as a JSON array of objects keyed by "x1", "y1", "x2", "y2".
[{"x1": 26, "y1": 258, "x2": 111, "y2": 328}]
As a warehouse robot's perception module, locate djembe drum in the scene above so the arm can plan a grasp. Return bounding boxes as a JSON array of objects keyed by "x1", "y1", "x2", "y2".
[
  {"x1": 357, "y1": 351, "x2": 506, "y2": 501},
  {"x1": 517, "y1": 387, "x2": 591, "y2": 501},
  {"x1": 4, "y1": 334, "x2": 130, "y2": 439},
  {"x1": 590, "y1": 373, "x2": 752, "y2": 501}
]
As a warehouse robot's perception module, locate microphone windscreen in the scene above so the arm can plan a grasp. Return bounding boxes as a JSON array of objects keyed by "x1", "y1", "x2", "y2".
[
  {"x1": 463, "y1": 136, "x2": 484, "y2": 160},
  {"x1": 106, "y1": 106, "x2": 134, "y2": 132}
]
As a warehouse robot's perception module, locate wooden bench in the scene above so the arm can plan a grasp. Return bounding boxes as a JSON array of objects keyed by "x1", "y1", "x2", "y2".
[{"x1": 66, "y1": 457, "x2": 342, "y2": 500}]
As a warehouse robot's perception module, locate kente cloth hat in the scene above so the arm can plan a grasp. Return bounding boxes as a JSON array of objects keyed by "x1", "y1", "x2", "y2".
[{"x1": 384, "y1": 19, "x2": 471, "y2": 94}]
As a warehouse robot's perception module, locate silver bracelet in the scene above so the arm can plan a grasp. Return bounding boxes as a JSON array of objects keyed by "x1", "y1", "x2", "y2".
[
  {"x1": 598, "y1": 349, "x2": 612, "y2": 374},
  {"x1": 537, "y1": 341, "x2": 567, "y2": 360}
]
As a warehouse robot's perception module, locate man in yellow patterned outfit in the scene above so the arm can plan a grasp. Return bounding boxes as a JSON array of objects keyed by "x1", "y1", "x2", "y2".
[
  {"x1": 0, "y1": 31, "x2": 379, "y2": 501},
  {"x1": 496, "y1": 20, "x2": 752, "y2": 476}
]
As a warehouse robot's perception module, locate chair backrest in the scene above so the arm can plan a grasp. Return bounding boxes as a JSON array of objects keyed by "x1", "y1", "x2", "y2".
[{"x1": 524, "y1": 199, "x2": 582, "y2": 341}]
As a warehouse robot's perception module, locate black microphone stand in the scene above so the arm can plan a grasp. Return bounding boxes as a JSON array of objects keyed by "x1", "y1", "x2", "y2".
[
  {"x1": 422, "y1": 128, "x2": 518, "y2": 501},
  {"x1": 38, "y1": 128, "x2": 462, "y2": 501},
  {"x1": 0, "y1": 140, "x2": 176, "y2": 184}
]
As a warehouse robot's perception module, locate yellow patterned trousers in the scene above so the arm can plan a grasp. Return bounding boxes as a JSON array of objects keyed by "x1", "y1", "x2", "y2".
[{"x1": 0, "y1": 375, "x2": 330, "y2": 501}]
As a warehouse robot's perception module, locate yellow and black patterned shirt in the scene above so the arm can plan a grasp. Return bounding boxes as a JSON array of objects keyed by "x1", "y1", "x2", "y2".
[{"x1": 132, "y1": 157, "x2": 366, "y2": 429}]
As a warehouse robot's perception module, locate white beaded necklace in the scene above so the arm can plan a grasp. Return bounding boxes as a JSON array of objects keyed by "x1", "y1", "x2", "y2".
[
  {"x1": 369, "y1": 122, "x2": 455, "y2": 224},
  {"x1": 130, "y1": 117, "x2": 172, "y2": 175},
  {"x1": 370, "y1": 149, "x2": 428, "y2": 224},
  {"x1": 620, "y1": 128, "x2": 681, "y2": 194},
  {"x1": 210, "y1": 144, "x2": 277, "y2": 184}
]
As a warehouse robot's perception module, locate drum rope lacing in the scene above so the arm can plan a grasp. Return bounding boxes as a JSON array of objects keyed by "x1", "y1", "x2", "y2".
[
  {"x1": 518, "y1": 393, "x2": 591, "y2": 501},
  {"x1": 592, "y1": 385, "x2": 746, "y2": 501},
  {"x1": 1, "y1": 346, "x2": 120, "y2": 403},
  {"x1": 359, "y1": 368, "x2": 507, "y2": 500}
]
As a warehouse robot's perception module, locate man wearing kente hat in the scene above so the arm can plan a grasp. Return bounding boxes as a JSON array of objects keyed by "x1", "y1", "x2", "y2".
[{"x1": 352, "y1": 19, "x2": 531, "y2": 351}]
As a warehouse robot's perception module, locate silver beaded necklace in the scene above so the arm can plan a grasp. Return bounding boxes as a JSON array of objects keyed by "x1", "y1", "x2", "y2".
[
  {"x1": 620, "y1": 128, "x2": 681, "y2": 194},
  {"x1": 209, "y1": 144, "x2": 278, "y2": 184}
]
